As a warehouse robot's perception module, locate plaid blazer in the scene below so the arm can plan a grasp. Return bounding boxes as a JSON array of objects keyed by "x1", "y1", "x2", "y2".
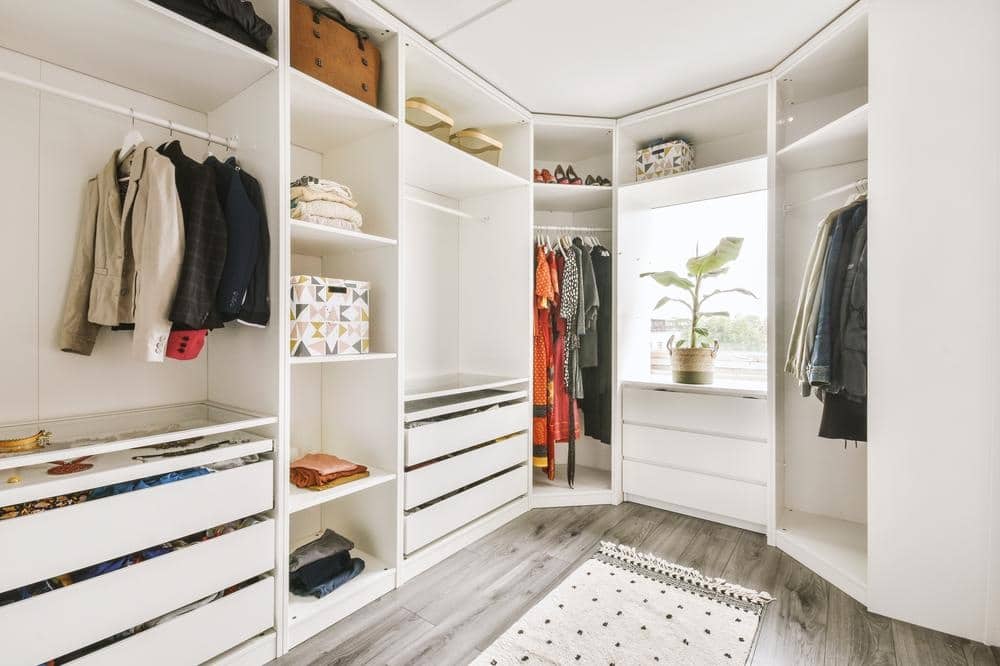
[{"x1": 159, "y1": 141, "x2": 228, "y2": 329}]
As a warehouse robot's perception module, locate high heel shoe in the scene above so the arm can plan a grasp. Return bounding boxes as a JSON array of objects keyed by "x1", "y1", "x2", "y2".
[
  {"x1": 539, "y1": 168, "x2": 556, "y2": 184},
  {"x1": 566, "y1": 165, "x2": 583, "y2": 185},
  {"x1": 585, "y1": 174, "x2": 596, "y2": 186},
  {"x1": 554, "y1": 164, "x2": 568, "y2": 184},
  {"x1": 534, "y1": 169, "x2": 543, "y2": 183}
]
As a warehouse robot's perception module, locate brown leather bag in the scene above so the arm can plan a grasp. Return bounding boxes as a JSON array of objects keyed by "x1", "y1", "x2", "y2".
[{"x1": 290, "y1": 0, "x2": 381, "y2": 107}]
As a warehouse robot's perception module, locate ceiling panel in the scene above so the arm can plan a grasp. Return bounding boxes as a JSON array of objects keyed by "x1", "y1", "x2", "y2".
[{"x1": 382, "y1": 0, "x2": 854, "y2": 118}]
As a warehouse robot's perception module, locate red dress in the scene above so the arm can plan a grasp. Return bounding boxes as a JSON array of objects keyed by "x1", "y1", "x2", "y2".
[{"x1": 532, "y1": 246, "x2": 555, "y2": 471}]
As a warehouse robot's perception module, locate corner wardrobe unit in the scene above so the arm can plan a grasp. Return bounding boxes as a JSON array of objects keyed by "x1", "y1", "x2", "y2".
[{"x1": 0, "y1": 1, "x2": 283, "y2": 663}]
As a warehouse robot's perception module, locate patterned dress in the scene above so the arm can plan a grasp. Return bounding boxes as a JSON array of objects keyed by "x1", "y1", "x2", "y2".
[{"x1": 532, "y1": 245, "x2": 555, "y2": 471}]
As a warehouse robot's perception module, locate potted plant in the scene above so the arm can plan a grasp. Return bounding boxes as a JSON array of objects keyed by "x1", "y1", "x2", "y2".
[{"x1": 641, "y1": 237, "x2": 757, "y2": 385}]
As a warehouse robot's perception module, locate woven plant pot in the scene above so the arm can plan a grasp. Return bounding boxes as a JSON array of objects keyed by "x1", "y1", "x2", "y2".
[{"x1": 670, "y1": 342, "x2": 719, "y2": 385}]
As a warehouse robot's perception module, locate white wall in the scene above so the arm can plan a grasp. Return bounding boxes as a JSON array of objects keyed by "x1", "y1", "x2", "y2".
[{"x1": 868, "y1": 0, "x2": 1000, "y2": 644}]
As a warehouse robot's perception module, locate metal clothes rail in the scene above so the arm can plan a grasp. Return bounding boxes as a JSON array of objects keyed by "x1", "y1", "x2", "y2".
[{"x1": 784, "y1": 177, "x2": 867, "y2": 212}]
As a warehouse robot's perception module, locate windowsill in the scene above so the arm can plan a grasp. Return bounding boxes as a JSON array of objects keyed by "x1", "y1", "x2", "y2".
[{"x1": 622, "y1": 375, "x2": 768, "y2": 399}]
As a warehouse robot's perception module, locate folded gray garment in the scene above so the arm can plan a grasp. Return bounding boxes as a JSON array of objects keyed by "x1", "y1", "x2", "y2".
[{"x1": 289, "y1": 529, "x2": 355, "y2": 573}]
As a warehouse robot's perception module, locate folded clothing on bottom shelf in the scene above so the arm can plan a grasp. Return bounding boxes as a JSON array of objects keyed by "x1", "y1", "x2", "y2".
[
  {"x1": 289, "y1": 529, "x2": 365, "y2": 599},
  {"x1": 290, "y1": 176, "x2": 364, "y2": 231},
  {"x1": 289, "y1": 452, "x2": 369, "y2": 490}
]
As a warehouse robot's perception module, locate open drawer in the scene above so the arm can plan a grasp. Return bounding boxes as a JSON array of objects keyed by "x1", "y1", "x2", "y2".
[
  {"x1": 405, "y1": 465, "x2": 527, "y2": 554},
  {"x1": 1, "y1": 519, "x2": 276, "y2": 666},
  {"x1": 405, "y1": 401, "x2": 528, "y2": 466},
  {"x1": 0, "y1": 460, "x2": 274, "y2": 593},
  {"x1": 70, "y1": 577, "x2": 275, "y2": 666},
  {"x1": 405, "y1": 433, "x2": 526, "y2": 509}
]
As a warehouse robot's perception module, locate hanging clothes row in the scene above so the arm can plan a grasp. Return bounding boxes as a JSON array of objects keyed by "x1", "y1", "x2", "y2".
[
  {"x1": 533, "y1": 234, "x2": 612, "y2": 487},
  {"x1": 785, "y1": 195, "x2": 868, "y2": 442},
  {"x1": 60, "y1": 137, "x2": 270, "y2": 363}
]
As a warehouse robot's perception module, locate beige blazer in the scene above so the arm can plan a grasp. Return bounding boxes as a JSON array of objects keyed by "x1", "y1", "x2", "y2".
[{"x1": 60, "y1": 145, "x2": 184, "y2": 362}]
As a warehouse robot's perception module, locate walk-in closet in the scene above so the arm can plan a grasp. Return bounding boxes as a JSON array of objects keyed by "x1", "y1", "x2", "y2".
[{"x1": 1, "y1": 0, "x2": 998, "y2": 664}]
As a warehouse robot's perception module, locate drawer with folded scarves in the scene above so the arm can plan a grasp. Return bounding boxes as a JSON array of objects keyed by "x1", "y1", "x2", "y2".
[{"x1": 0, "y1": 434, "x2": 275, "y2": 599}]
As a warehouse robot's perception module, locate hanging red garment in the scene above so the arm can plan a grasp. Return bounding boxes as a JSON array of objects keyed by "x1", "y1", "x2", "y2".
[
  {"x1": 550, "y1": 251, "x2": 580, "y2": 457},
  {"x1": 532, "y1": 245, "x2": 555, "y2": 471}
]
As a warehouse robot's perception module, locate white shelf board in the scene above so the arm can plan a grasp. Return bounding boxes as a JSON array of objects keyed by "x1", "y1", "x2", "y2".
[
  {"x1": 0, "y1": 0, "x2": 277, "y2": 113},
  {"x1": 777, "y1": 104, "x2": 868, "y2": 172},
  {"x1": 621, "y1": 376, "x2": 768, "y2": 399},
  {"x1": 618, "y1": 156, "x2": 767, "y2": 210},
  {"x1": 290, "y1": 353, "x2": 397, "y2": 366},
  {"x1": 287, "y1": 467, "x2": 396, "y2": 514},
  {"x1": 532, "y1": 464, "x2": 613, "y2": 508},
  {"x1": 0, "y1": 432, "x2": 272, "y2": 507},
  {"x1": 0, "y1": 402, "x2": 276, "y2": 472},
  {"x1": 290, "y1": 219, "x2": 397, "y2": 256},
  {"x1": 533, "y1": 183, "x2": 612, "y2": 213},
  {"x1": 404, "y1": 374, "x2": 529, "y2": 402},
  {"x1": 776, "y1": 509, "x2": 867, "y2": 604},
  {"x1": 404, "y1": 388, "x2": 528, "y2": 422},
  {"x1": 287, "y1": 548, "x2": 395, "y2": 648},
  {"x1": 290, "y1": 69, "x2": 397, "y2": 152},
  {"x1": 404, "y1": 124, "x2": 528, "y2": 199}
]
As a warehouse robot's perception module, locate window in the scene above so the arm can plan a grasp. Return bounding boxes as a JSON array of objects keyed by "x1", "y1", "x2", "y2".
[{"x1": 632, "y1": 190, "x2": 768, "y2": 385}]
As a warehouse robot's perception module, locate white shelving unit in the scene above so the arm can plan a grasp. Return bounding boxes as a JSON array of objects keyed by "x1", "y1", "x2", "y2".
[
  {"x1": 533, "y1": 183, "x2": 612, "y2": 213},
  {"x1": 404, "y1": 373, "x2": 529, "y2": 401},
  {"x1": 290, "y1": 219, "x2": 397, "y2": 255},
  {"x1": 532, "y1": 465, "x2": 614, "y2": 507},
  {"x1": 289, "y1": 352, "x2": 398, "y2": 365},
  {"x1": 775, "y1": 509, "x2": 867, "y2": 604},
  {"x1": 776, "y1": 104, "x2": 868, "y2": 171},
  {"x1": 287, "y1": 467, "x2": 397, "y2": 514}
]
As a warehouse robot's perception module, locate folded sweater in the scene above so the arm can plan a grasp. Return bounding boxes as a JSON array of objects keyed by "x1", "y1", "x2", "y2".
[{"x1": 291, "y1": 200, "x2": 363, "y2": 227}]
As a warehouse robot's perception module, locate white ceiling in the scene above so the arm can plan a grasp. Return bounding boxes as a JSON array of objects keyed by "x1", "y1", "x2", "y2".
[{"x1": 377, "y1": 0, "x2": 855, "y2": 118}]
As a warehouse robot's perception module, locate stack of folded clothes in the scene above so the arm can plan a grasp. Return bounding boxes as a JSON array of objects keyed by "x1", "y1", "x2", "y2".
[
  {"x1": 151, "y1": 0, "x2": 273, "y2": 53},
  {"x1": 289, "y1": 529, "x2": 365, "y2": 599},
  {"x1": 290, "y1": 176, "x2": 364, "y2": 231},
  {"x1": 289, "y1": 452, "x2": 369, "y2": 491}
]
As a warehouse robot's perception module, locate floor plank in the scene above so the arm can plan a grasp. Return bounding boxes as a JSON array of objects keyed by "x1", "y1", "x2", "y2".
[
  {"x1": 753, "y1": 554, "x2": 830, "y2": 666},
  {"x1": 721, "y1": 531, "x2": 782, "y2": 594},
  {"x1": 635, "y1": 509, "x2": 703, "y2": 561},
  {"x1": 823, "y1": 585, "x2": 895, "y2": 666},
  {"x1": 891, "y1": 620, "x2": 968, "y2": 666},
  {"x1": 675, "y1": 520, "x2": 743, "y2": 578}
]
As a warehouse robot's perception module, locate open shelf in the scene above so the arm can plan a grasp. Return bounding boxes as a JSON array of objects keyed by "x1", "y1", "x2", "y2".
[
  {"x1": 287, "y1": 547, "x2": 395, "y2": 648},
  {"x1": 290, "y1": 69, "x2": 397, "y2": 153},
  {"x1": 775, "y1": 509, "x2": 867, "y2": 604},
  {"x1": 0, "y1": 0, "x2": 277, "y2": 113},
  {"x1": 619, "y1": 156, "x2": 767, "y2": 210},
  {"x1": 290, "y1": 219, "x2": 397, "y2": 256},
  {"x1": 777, "y1": 104, "x2": 868, "y2": 172},
  {"x1": 0, "y1": 432, "x2": 272, "y2": 507},
  {"x1": 621, "y1": 377, "x2": 768, "y2": 399},
  {"x1": 287, "y1": 467, "x2": 396, "y2": 514},
  {"x1": 0, "y1": 403, "x2": 277, "y2": 472},
  {"x1": 404, "y1": 374, "x2": 529, "y2": 402},
  {"x1": 532, "y1": 464, "x2": 613, "y2": 508},
  {"x1": 404, "y1": 388, "x2": 528, "y2": 422},
  {"x1": 533, "y1": 183, "x2": 612, "y2": 212},
  {"x1": 404, "y1": 124, "x2": 527, "y2": 199},
  {"x1": 290, "y1": 353, "x2": 397, "y2": 366}
]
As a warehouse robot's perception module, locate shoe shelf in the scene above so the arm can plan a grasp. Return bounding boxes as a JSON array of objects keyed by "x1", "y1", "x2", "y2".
[{"x1": 533, "y1": 182, "x2": 612, "y2": 213}]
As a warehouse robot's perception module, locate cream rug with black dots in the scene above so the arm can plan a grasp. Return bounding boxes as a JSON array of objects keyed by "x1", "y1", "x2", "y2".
[{"x1": 474, "y1": 541, "x2": 773, "y2": 665}]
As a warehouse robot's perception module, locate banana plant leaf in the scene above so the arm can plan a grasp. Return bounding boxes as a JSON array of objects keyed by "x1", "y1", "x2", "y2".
[
  {"x1": 640, "y1": 270, "x2": 694, "y2": 291},
  {"x1": 686, "y1": 237, "x2": 744, "y2": 277}
]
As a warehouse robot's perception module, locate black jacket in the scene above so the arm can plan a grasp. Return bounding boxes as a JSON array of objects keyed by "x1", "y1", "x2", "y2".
[
  {"x1": 205, "y1": 156, "x2": 259, "y2": 322},
  {"x1": 233, "y1": 163, "x2": 271, "y2": 327},
  {"x1": 151, "y1": 0, "x2": 271, "y2": 52}
]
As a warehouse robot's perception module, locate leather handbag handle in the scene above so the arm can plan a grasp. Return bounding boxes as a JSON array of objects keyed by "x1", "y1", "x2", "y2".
[{"x1": 312, "y1": 6, "x2": 370, "y2": 51}]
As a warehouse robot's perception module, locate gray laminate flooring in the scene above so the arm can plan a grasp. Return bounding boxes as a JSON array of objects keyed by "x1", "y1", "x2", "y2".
[{"x1": 275, "y1": 503, "x2": 997, "y2": 665}]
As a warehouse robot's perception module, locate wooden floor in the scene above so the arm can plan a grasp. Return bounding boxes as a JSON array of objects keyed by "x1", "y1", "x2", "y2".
[{"x1": 276, "y1": 503, "x2": 1000, "y2": 665}]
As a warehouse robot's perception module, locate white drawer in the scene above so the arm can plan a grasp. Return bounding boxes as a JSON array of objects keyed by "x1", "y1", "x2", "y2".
[
  {"x1": 0, "y1": 460, "x2": 274, "y2": 593},
  {"x1": 623, "y1": 424, "x2": 768, "y2": 483},
  {"x1": 623, "y1": 460, "x2": 766, "y2": 526},
  {"x1": 405, "y1": 402, "x2": 528, "y2": 466},
  {"x1": 405, "y1": 433, "x2": 526, "y2": 509},
  {"x1": 1, "y1": 519, "x2": 275, "y2": 666},
  {"x1": 405, "y1": 466, "x2": 527, "y2": 554},
  {"x1": 623, "y1": 387, "x2": 767, "y2": 439},
  {"x1": 71, "y1": 577, "x2": 275, "y2": 666}
]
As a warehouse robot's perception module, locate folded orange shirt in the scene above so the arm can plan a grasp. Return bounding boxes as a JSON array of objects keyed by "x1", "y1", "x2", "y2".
[{"x1": 290, "y1": 453, "x2": 367, "y2": 489}]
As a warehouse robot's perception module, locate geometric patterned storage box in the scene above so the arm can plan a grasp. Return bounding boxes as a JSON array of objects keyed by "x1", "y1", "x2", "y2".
[
  {"x1": 635, "y1": 138, "x2": 695, "y2": 182},
  {"x1": 289, "y1": 275, "x2": 370, "y2": 357}
]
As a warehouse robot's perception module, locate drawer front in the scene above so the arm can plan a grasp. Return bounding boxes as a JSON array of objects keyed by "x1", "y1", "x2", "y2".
[
  {"x1": 623, "y1": 424, "x2": 768, "y2": 483},
  {"x1": 406, "y1": 433, "x2": 526, "y2": 510},
  {"x1": 623, "y1": 460, "x2": 766, "y2": 526},
  {"x1": 71, "y1": 577, "x2": 275, "y2": 666},
  {"x1": 1, "y1": 519, "x2": 275, "y2": 666},
  {"x1": 405, "y1": 466, "x2": 527, "y2": 554},
  {"x1": 405, "y1": 401, "x2": 529, "y2": 466},
  {"x1": 0, "y1": 460, "x2": 273, "y2": 593},
  {"x1": 623, "y1": 387, "x2": 767, "y2": 439}
]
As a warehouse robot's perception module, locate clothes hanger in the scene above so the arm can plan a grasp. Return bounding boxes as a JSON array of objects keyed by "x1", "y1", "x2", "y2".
[{"x1": 117, "y1": 107, "x2": 143, "y2": 166}]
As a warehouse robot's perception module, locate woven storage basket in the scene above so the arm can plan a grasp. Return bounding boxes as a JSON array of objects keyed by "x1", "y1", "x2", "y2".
[
  {"x1": 405, "y1": 97, "x2": 454, "y2": 142},
  {"x1": 449, "y1": 128, "x2": 503, "y2": 166}
]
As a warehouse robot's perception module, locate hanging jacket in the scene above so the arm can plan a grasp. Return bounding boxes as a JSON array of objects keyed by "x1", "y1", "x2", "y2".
[
  {"x1": 205, "y1": 156, "x2": 259, "y2": 321},
  {"x1": 233, "y1": 162, "x2": 271, "y2": 327},
  {"x1": 837, "y1": 218, "x2": 868, "y2": 401},
  {"x1": 60, "y1": 145, "x2": 185, "y2": 362}
]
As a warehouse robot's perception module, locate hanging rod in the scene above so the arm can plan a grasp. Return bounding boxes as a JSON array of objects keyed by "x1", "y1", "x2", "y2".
[
  {"x1": 0, "y1": 70, "x2": 239, "y2": 149},
  {"x1": 534, "y1": 225, "x2": 611, "y2": 232},
  {"x1": 405, "y1": 195, "x2": 488, "y2": 222},
  {"x1": 784, "y1": 177, "x2": 867, "y2": 213}
]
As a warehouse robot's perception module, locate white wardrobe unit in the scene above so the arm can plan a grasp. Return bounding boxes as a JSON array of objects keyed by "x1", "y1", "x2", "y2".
[
  {"x1": 0, "y1": 2, "x2": 282, "y2": 663},
  {"x1": 770, "y1": 7, "x2": 869, "y2": 605},
  {"x1": 399, "y1": 34, "x2": 533, "y2": 581},
  {"x1": 616, "y1": 82, "x2": 772, "y2": 534},
  {"x1": 530, "y1": 115, "x2": 619, "y2": 507}
]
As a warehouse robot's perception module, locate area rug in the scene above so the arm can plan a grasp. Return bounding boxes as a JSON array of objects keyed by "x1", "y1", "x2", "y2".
[{"x1": 473, "y1": 542, "x2": 772, "y2": 665}]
